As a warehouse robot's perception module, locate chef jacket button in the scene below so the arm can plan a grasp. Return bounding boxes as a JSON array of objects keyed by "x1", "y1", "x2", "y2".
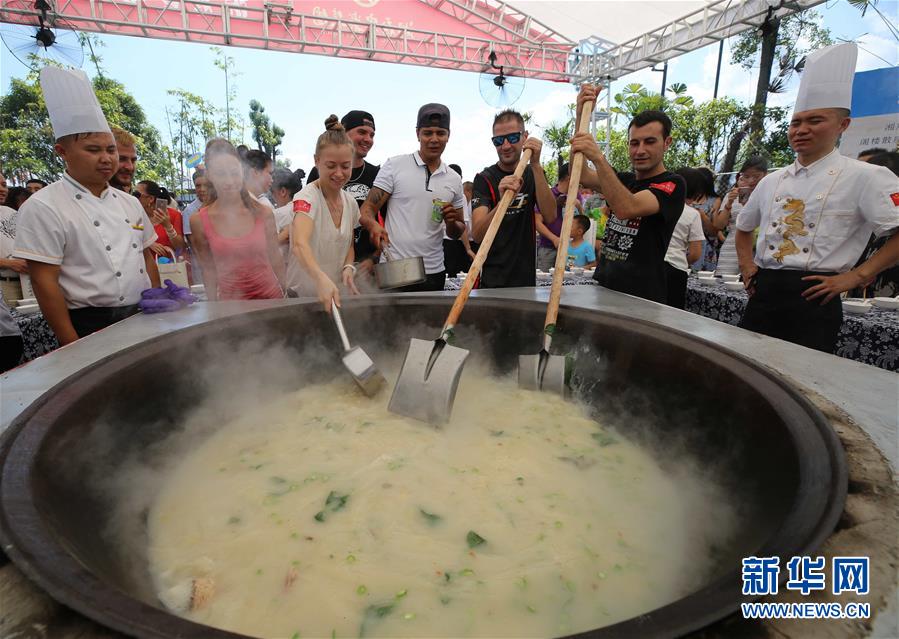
[
  {"x1": 802, "y1": 248, "x2": 809, "y2": 253},
  {"x1": 769, "y1": 245, "x2": 775, "y2": 250},
  {"x1": 772, "y1": 222, "x2": 777, "y2": 227},
  {"x1": 116, "y1": 271, "x2": 122, "y2": 277},
  {"x1": 828, "y1": 170, "x2": 836, "y2": 175},
  {"x1": 132, "y1": 243, "x2": 138, "y2": 248},
  {"x1": 75, "y1": 194, "x2": 82, "y2": 200},
  {"x1": 105, "y1": 245, "x2": 112, "y2": 251},
  {"x1": 816, "y1": 194, "x2": 823, "y2": 200},
  {"x1": 809, "y1": 223, "x2": 815, "y2": 228},
  {"x1": 125, "y1": 219, "x2": 130, "y2": 224},
  {"x1": 775, "y1": 197, "x2": 782, "y2": 202},
  {"x1": 112, "y1": 193, "x2": 117, "y2": 198},
  {"x1": 119, "y1": 296, "x2": 124, "y2": 301},
  {"x1": 140, "y1": 268, "x2": 144, "y2": 273},
  {"x1": 93, "y1": 220, "x2": 100, "y2": 227}
]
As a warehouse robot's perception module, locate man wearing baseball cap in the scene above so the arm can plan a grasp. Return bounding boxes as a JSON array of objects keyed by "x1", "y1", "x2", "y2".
[
  {"x1": 359, "y1": 103, "x2": 466, "y2": 291},
  {"x1": 308, "y1": 110, "x2": 381, "y2": 273}
]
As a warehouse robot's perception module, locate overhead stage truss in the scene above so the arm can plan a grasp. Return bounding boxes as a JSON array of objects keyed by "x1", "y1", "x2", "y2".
[
  {"x1": 572, "y1": 0, "x2": 829, "y2": 83},
  {"x1": 0, "y1": 0, "x2": 575, "y2": 81},
  {"x1": 0, "y1": 0, "x2": 829, "y2": 84}
]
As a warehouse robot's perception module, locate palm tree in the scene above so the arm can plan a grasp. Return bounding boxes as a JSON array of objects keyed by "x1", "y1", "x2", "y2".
[{"x1": 543, "y1": 117, "x2": 574, "y2": 172}]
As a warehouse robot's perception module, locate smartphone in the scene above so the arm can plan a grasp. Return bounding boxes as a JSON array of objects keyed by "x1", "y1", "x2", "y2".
[{"x1": 155, "y1": 198, "x2": 168, "y2": 212}]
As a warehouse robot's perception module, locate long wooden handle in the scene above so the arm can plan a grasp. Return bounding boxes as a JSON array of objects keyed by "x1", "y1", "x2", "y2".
[
  {"x1": 544, "y1": 101, "x2": 594, "y2": 340},
  {"x1": 443, "y1": 148, "x2": 533, "y2": 333}
]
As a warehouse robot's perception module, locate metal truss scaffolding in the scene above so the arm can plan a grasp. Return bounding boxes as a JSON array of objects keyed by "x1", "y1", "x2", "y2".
[
  {"x1": 0, "y1": 0, "x2": 830, "y2": 84},
  {"x1": 571, "y1": 0, "x2": 828, "y2": 83},
  {"x1": 0, "y1": 0, "x2": 575, "y2": 81}
]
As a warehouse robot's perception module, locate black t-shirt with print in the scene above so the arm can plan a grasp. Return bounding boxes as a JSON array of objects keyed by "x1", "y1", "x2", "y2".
[
  {"x1": 594, "y1": 171, "x2": 685, "y2": 303},
  {"x1": 471, "y1": 164, "x2": 537, "y2": 288},
  {"x1": 307, "y1": 160, "x2": 381, "y2": 261}
]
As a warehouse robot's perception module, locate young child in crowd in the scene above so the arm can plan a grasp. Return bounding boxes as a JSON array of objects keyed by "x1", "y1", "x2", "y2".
[{"x1": 567, "y1": 214, "x2": 597, "y2": 268}]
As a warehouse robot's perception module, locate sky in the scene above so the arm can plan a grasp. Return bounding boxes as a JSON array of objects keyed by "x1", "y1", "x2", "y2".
[{"x1": 1, "y1": 0, "x2": 897, "y2": 183}]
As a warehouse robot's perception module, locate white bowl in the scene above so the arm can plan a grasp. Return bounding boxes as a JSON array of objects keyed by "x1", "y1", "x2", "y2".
[
  {"x1": 697, "y1": 271, "x2": 715, "y2": 278},
  {"x1": 697, "y1": 277, "x2": 717, "y2": 287},
  {"x1": 842, "y1": 300, "x2": 872, "y2": 315},
  {"x1": 458, "y1": 272, "x2": 467, "y2": 279},
  {"x1": 15, "y1": 297, "x2": 37, "y2": 306},
  {"x1": 537, "y1": 272, "x2": 552, "y2": 281},
  {"x1": 871, "y1": 296, "x2": 899, "y2": 310},
  {"x1": 584, "y1": 269, "x2": 595, "y2": 277},
  {"x1": 571, "y1": 267, "x2": 585, "y2": 276},
  {"x1": 721, "y1": 274, "x2": 740, "y2": 283},
  {"x1": 15, "y1": 303, "x2": 40, "y2": 315},
  {"x1": 724, "y1": 281, "x2": 745, "y2": 292},
  {"x1": 190, "y1": 284, "x2": 205, "y2": 292}
]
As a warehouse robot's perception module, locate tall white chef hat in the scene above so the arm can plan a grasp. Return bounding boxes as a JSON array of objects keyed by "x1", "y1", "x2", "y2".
[
  {"x1": 793, "y1": 42, "x2": 858, "y2": 115},
  {"x1": 39, "y1": 66, "x2": 111, "y2": 140}
]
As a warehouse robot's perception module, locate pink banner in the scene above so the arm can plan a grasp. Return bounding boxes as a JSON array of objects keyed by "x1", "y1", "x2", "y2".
[{"x1": 0, "y1": 0, "x2": 573, "y2": 81}]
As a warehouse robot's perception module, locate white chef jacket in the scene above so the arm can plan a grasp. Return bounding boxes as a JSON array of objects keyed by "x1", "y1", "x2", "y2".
[
  {"x1": 373, "y1": 152, "x2": 466, "y2": 274},
  {"x1": 736, "y1": 149, "x2": 899, "y2": 272},
  {"x1": 13, "y1": 173, "x2": 156, "y2": 308},
  {"x1": 0, "y1": 205, "x2": 20, "y2": 279}
]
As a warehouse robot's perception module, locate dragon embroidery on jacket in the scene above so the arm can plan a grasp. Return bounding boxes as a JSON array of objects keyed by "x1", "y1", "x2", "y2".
[{"x1": 773, "y1": 198, "x2": 808, "y2": 263}]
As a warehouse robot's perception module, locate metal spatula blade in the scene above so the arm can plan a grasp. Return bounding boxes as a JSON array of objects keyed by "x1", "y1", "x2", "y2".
[
  {"x1": 388, "y1": 337, "x2": 469, "y2": 424},
  {"x1": 518, "y1": 351, "x2": 567, "y2": 396},
  {"x1": 342, "y1": 345, "x2": 386, "y2": 397},
  {"x1": 332, "y1": 302, "x2": 385, "y2": 397}
]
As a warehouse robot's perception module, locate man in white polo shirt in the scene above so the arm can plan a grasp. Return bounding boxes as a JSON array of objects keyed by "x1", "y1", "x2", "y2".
[
  {"x1": 360, "y1": 103, "x2": 466, "y2": 291},
  {"x1": 14, "y1": 67, "x2": 159, "y2": 346}
]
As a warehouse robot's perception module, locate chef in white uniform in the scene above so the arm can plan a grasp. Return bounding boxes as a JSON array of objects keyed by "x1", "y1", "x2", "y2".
[
  {"x1": 13, "y1": 67, "x2": 160, "y2": 346},
  {"x1": 734, "y1": 43, "x2": 899, "y2": 354}
]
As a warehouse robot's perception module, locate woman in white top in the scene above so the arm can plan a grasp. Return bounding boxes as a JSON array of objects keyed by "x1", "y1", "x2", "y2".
[
  {"x1": 714, "y1": 157, "x2": 768, "y2": 275},
  {"x1": 289, "y1": 115, "x2": 361, "y2": 311},
  {"x1": 665, "y1": 168, "x2": 706, "y2": 309},
  {"x1": 240, "y1": 148, "x2": 274, "y2": 209}
]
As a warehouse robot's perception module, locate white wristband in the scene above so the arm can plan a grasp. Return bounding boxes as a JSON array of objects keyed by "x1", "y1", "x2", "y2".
[{"x1": 342, "y1": 263, "x2": 357, "y2": 274}]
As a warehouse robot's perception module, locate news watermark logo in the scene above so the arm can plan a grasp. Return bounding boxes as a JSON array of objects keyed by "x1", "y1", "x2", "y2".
[{"x1": 741, "y1": 556, "x2": 871, "y2": 620}]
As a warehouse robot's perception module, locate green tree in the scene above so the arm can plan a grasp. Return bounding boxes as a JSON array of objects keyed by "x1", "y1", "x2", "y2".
[
  {"x1": 211, "y1": 46, "x2": 244, "y2": 144},
  {"x1": 165, "y1": 89, "x2": 220, "y2": 193},
  {"x1": 609, "y1": 82, "x2": 693, "y2": 121},
  {"x1": 542, "y1": 103, "x2": 576, "y2": 172},
  {"x1": 248, "y1": 99, "x2": 285, "y2": 161},
  {"x1": 0, "y1": 69, "x2": 173, "y2": 185},
  {"x1": 721, "y1": 10, "x2": 832, "y2": 175}
]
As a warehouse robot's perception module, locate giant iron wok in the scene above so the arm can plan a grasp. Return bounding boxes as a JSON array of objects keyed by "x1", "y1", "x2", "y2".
[{"x1": 0, "y1": 296, "x2": 846, "y2": 638}]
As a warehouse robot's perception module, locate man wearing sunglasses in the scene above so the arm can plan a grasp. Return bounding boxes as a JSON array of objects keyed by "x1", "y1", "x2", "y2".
[{"x1": 471, "y1": 110, "x2": 556, "y2": 288}]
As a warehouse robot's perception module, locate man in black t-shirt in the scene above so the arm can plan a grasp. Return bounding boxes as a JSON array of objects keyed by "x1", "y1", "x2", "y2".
[
  {"x1": 471, "y1": 110, "x2": 557, "y2": 288},
  {"x1": 307, "y1": 110, "x2": 382, "y2": 270},
  {"x1": 570, "y1": 89, "x2": 685, "y2": 303}
]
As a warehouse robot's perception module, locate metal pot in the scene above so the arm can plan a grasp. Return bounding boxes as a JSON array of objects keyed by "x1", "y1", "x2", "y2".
[
  {"x1": 0, "y1": 297, "x2": 847, "y2": 639},
  {"x1": 374, "y1": 246, "x2": 426, "y2": 289}
]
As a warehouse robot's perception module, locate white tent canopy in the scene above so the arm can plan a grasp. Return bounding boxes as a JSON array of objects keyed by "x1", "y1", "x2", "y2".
[{"x1": 513, "y1": 0, "x2": 828, "y2": 81}]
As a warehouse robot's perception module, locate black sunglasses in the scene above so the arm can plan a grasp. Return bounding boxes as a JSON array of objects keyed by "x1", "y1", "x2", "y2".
[{"x1": 491, "y1": 132, "x2": 522, "y2": 147}]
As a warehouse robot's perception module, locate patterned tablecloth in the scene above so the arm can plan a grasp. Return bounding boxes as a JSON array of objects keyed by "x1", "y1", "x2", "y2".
[
  {"x1": 10, "y1": 308, "x2": 59, "y2": 364},
  {"x1": 444, "y1": 274, "x2": 597, "y2": 290},
  {"x1": 685, "y1": 276, "x2": 899, "y2": 372}
]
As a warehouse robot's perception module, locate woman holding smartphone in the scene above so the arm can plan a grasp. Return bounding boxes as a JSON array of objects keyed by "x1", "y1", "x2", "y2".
[
  {"x1": 134, "y1": 180, "x2": 185, "y2": 256},
  {"x1": 713, "y1": 157, "x2": 768, "y2": 275}
]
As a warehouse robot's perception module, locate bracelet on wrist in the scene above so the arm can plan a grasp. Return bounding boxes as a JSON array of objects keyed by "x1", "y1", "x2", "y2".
[{"x1": 342, "y1": 263, "x2": 357, "y2": 274}]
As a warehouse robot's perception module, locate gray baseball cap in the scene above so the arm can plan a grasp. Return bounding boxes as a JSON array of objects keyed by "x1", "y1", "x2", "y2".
[{"x1": 416, "y1": 103, "x2": 450, "y2": 130}]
